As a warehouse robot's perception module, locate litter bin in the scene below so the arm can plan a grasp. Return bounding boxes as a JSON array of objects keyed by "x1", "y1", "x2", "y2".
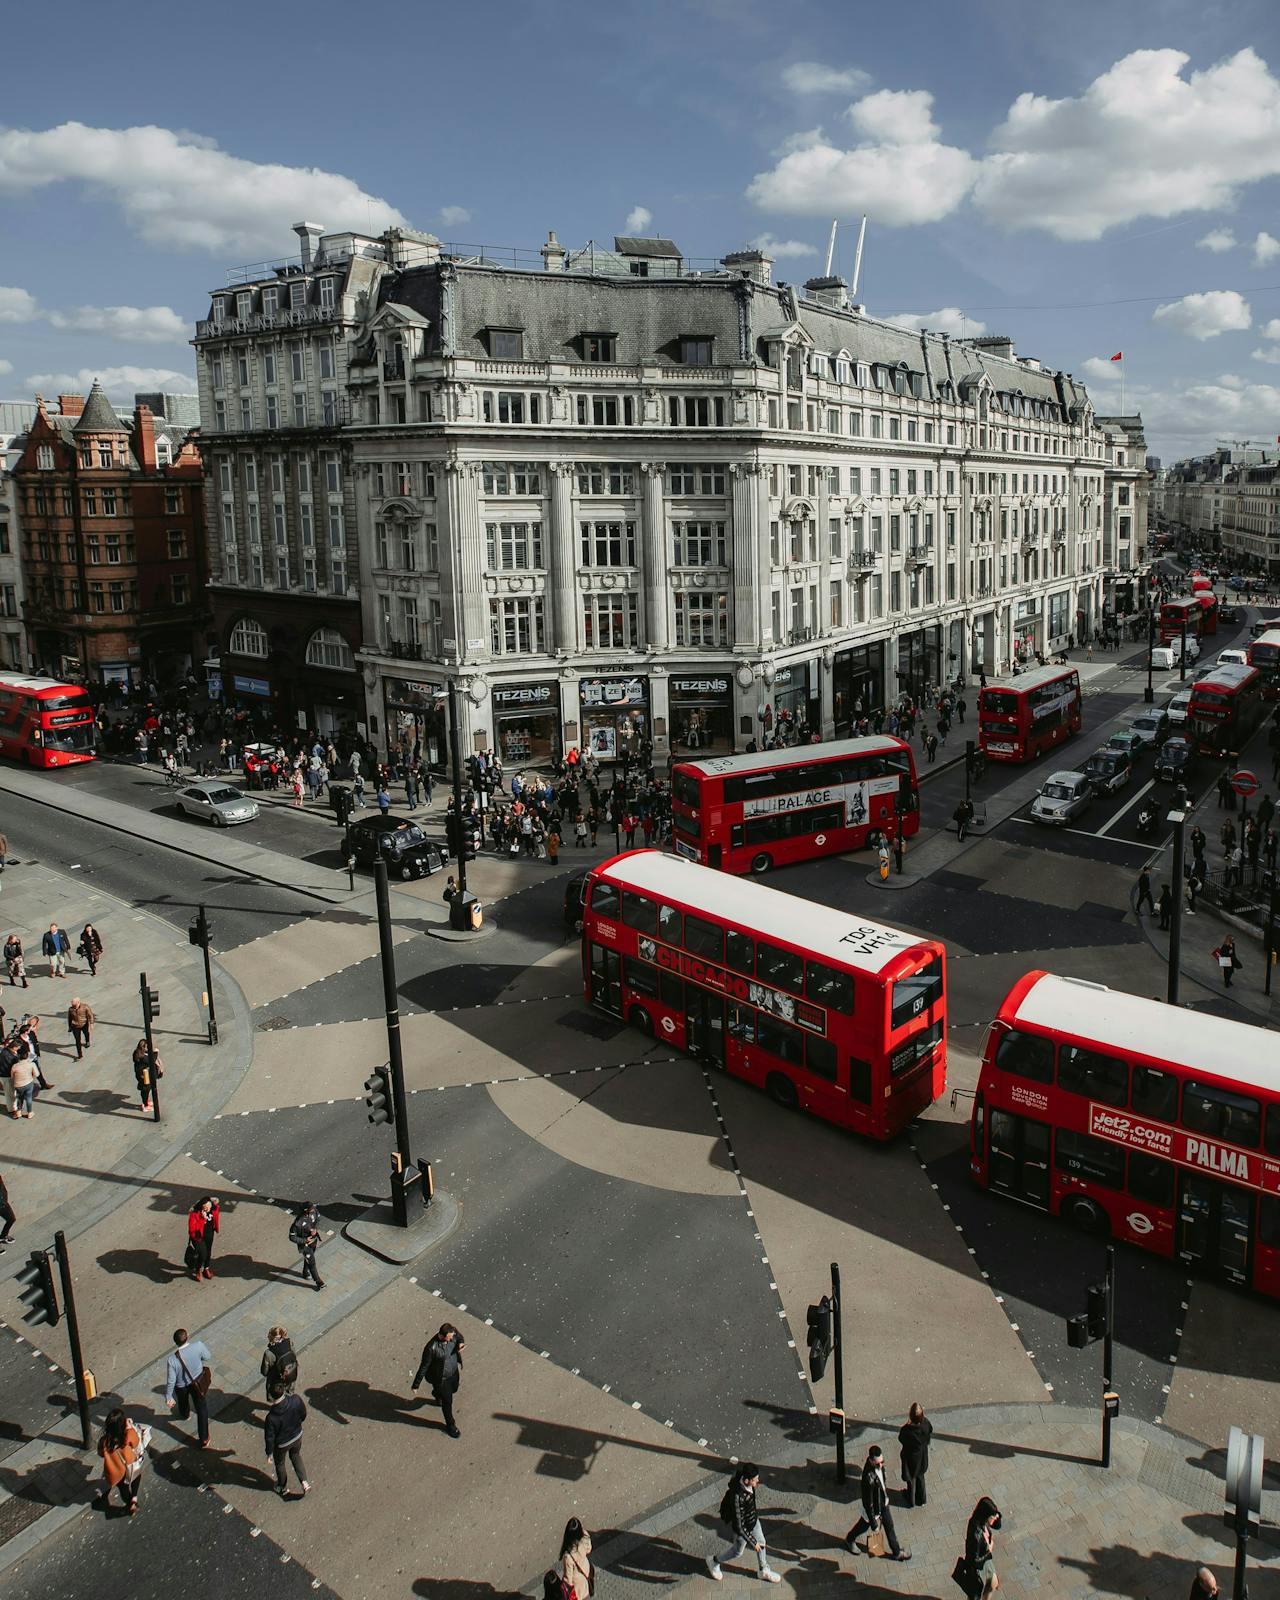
[
  {"x1": 449, "y1": 889, "x2": 482, "y2": 931},
  {"x1": 329, "y1": 784, "x2": 352, "y2": 825}
]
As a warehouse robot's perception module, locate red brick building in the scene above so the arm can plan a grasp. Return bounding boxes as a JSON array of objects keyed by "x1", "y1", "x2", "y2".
[{"x1": 13, "y1": 384, "x2": 209, "y2": 690}]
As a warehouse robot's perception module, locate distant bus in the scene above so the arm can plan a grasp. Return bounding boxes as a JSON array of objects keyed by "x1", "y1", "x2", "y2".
[
  {"x1": 1160, "y1": 596, "x2": 1203, "y2": 644},
  {"x1": 1188, "y1": 663, "x2": 1264, "y2": 759},
  {"x1": 970, "y1": 971, "x2": 1280, "y2": 1293},
  {"x1": 977, "y1": 663, "x2": 1082, "y2": 764},
  {"x1": 0, "y1": 674, "x2": 96, "y2": 767},
  {"x1": 1193, "y1": 591, "x2": 1219, "y2": 635},
  {"x1": 582, "y1": 849, "x2": 946, "y2": 1139},
  {"x1": 1247, "y1": 627, "x2": 1280, "y2": 700},
  {"x1": 670, "y1": 737, "x2": 919, "y2": 876}
]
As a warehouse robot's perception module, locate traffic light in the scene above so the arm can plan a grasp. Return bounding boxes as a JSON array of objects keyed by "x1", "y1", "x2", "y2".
[
  {"x1": 143, "y1": 983, "x2": 160, "y2": 1021},
  {"x1": 17, "y1": 1249, "x2": 60, "y2": 1327},
  {"x1": 1066, "y1": 1279, "x2": 1109, "y2": 1347},
  {"x1": 187, "y1": 909, "x2": 213, "y2": 949},
  {"x1": 806, "y1": 1295, "x2": 833, "y2": 1383},
  {"x1": 364, "y1": 1063, "x2": 392, "y2": 1126}
]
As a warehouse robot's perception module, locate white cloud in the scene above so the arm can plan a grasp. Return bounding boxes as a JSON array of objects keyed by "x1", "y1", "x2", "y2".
[
  {"x1": 47, "y1": 304, "x2": 188, "y2": 343},
  {"x1": 1197, "y1": 228, "x2": 1237, "y2": 252},
  {"x1": 782, "y1": 62, "x2": 871, "y2": 96},
  {"x1": 747, "y1": 87, "x2": 976, "y2": 225},
  {"x1": 25, "y1": 366, "x2": 195, "y2": 401},
  {"x1": 0, "y1": 122, "x2": 407, "y2": 255},
  {"x1": 1152, "y1": 289, "x2": 1251, "y2": 340},
  {"x1": 0, "y1": 286, "x2": 39, "y2": 323},
  {"x1": 974, "y1": 47, "x2": 1280, "y2": 240},
  {"x1": 1251, "y1": 346, "x2": 1280, "y2": 364},
  {"x1": 882, "y1": 306, "x2": 987, "y2": 337},
  {"x1": 625, "y1": 205, "x2": 653, "y2": 233},
  {"x1": 1082, "y1": 356, "x2": 1123, "y2": 382},
  {"x1": 0, "y1": 358, "x2": 12, "y2": 376},
  {"x1": 1259, "y1": 318, "x2": 1280, "y2": 340},
  {"x1": 1253, "y1": 230, "x2": 1280, "y2": 266},
  {"x1": 438, "y1": 205, "x2": 470, "y2": 227},
  {"x1": 747, "y1": 232, "x2": 817, "y2": 259}
]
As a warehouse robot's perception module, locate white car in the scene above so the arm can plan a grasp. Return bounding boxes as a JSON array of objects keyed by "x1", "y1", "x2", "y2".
[
  {"x1": 175, "y1": 780, "x2": 259, "y2": 826},
  {"x1": 1212, "y1": 648, "x2": 1248, "y2": 670},
  {"x1": 1166, "y1": 688, "x2": 1193, "y2": 726}
]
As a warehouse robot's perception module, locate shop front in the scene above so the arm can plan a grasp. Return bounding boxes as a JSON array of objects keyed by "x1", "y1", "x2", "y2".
[
  {"x1": 383, "y1": 676, "x2": 449, "y2": 773},
  {"x1": 832, "y1": 642, "x2": 886, "y2": 734},
  {"x1": 895, "y1": 625, "x2": 941, "y2": 703},
  {"x1": 767, "y1": 658, "x2": 819, "y2": 744},
  {"x1": 1012, "y1": 601, "x2": 1042, "y2": 665},
  {"x1": 668, "y1": 673, "x2": 734, "y2": 757},
  {"x1": 579, "y1": 674, "x2": 649, "y2": 762},
  {"x1": 492, "y1": 680, "x2": 562, "y2": 768}
]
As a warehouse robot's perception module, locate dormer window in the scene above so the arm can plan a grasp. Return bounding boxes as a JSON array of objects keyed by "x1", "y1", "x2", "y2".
[
  {"x1": 289, "y1": 281, "x2": 306, "y2": 310},
  {"x1": 679, "y1": 336, "x2": 713, "y2": 366},
  {"x1": 211, "y1": 298, "x2": 226, "y2": 324},
  {"x1": 583, "y1": 333, "x2": 617, "y2": 363},
  {"x1": 489, "y1": 328, "x2": 524, "y2": 360},
  {"x1": 318, "y1": 278, "x2": 336, "y2": 310},
  {"x1": 262, "y1": 287, "x2": 279, "y2": 316},
  {"x1": 36, "y1": 445, "x2": 54, "y2": 471},
  {"x1": 236, "y1": 292, "x2": 253, "y2": 320}
]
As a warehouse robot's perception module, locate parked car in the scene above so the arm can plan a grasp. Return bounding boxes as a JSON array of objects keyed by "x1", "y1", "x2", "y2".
[
  {"x1": 1166, "y1": 688, "x2": 1194, "y2": 726},
  {"x1": 1155, "y1": 736, "x2": 1196, "y2": 785},
  {"x1": 1127, "y1": 709, "x2": 1171, "y2": 749},
  {"x1": 1105, "y1": 727, "x2": 1147, "y2": 761},
  {"x1": 1031, "y1": 770, "x2": 1093, "y2": 827},
  {"x1": 1218, "y1": 603, "x2": 1240, "y2": 625},
  {"x1": 347, "y1": 814, "x2": 449, "y2": 879},
  {"x1": 174, "y1": 780, "x2": 259, "y2": 827},
  {"x1": 1082, "y1": 747, "x2": 1132, "y2": 796}
]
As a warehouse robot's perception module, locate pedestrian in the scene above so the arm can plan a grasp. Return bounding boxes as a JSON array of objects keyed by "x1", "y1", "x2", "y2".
[
  {"x1": 559, "y1": 1517, "x2": 594, "y2": 1599},
  {"x1": 291, "y1": 769, "x2": 305, "y2": 808},
  {"x1": 261, "y1": 1325, "x2": 299, "y2": 1402},
  {"x1": 0, "y1": 1167, "x2": 15, "y2": 1251},
  {"x1": 405, "y1": 770, "x2": 418, "y2": 810},
  {"x1": 353, "y1": 771, "x2": 366, "y2": 809},
  {"x1": 1218, "y1": 771, "x2": 1235, "y2": 810},
  {"x1": 67, "y1": 996, "x2": 94, "y2": 1058},
  {"x1": 588, "y1": 806, "x2": 599, "y2": 848},
  {"x1": 9, "y1": 1047, "x2": 36, "y2": 1119},
  {"x1": 574, "y1": 814, "x2": 589, "y2": 849},
  {"x1": 1188, "y1": 1566, "x2": 1220, "y2": 1599},
  {"x1": 442, "y1": 874, "x2": 458, "y2": 904},
  {"x1": 4, "y1": 934, "x2": 28, "y2": 988},
  {"x1": 898, "y1": 1402, "x2": 933, "y2": 1507},
  {"x1": 954, "y1": 798, "x2": 975, "y2": 842},
  {"x1": 1185, "y1": 868, "x2": 1202, "y2": 916},
  {"x1": 376, "y1": 784, "x2": 391, "y2": 817},
  {"x1": 1134, "y1": 869, "x2": 1155, "y2": 916},
  {"x1": 1213, "y1": 935, "x2": 1242, "y2": 988},
  {"x1": 411, "y1": 1321, "x2": 465, "y2": 1438},
  {"x1": 0, "y1": 829, "x2": 7, "y2": 869},
  {"x1": 289, "y1": 1200, "x2": 325, "y2": 1290},
  {"x1": 964, "y1": 1497, "x2": 1001, "y2": 1598},
  {"x1": 845, "y1": 1444, "x2": 910, "y2": 1560},
  {"x1": 547, "y1": 824, "x2": 561, "y2": 866},
  {"x1": 1220, "y1": 819, "x2": 1236, "y2": 855},
  {"x1": 926, "y1": 732, "x2": 938, "y2": 764},
  {"x1": 164, "y1": 1327, "x2": 212, "y2": 1448},
  {"x1": 958, "y1": 696, "x2": 967, "y2": 723},
  {"x1": 78, "y1": 923, "x2": 103, "y2": 976},
  {"x1": 97, "y1": 1408, "x2": 146, "y2": 1516},
  {"x1": 132, "y1": 1037, "x2": 160, "y2": 1113},
  {"x1": 623, "y1": 811, "x2": 638, "y2": 849},
  {"x1": 186, "y1": 1194, "x2": 220, "y2": 1281},
  {"x1": 264, "y1": 1386, "x2": 310, "y2": 1497},
  {"x1": 706, "y1": 1462, "x2": 782, "y2": 1584},
  {"x1": 42, "y1": 922, "x2": 71, "y2": 978}
]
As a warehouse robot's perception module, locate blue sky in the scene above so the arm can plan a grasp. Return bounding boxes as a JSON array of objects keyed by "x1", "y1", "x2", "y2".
[{"x1": 3, "y1": 0, "x2": 1280, "y2": 460}]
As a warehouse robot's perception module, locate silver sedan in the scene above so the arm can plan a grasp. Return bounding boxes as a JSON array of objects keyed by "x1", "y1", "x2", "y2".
[{"x1": 175, "y1": 780, "x2": 259, "y2": 826}]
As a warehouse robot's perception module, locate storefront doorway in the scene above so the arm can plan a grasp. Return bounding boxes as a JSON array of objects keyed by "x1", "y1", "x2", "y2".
[{"x1": 669, "y1": 674, "x2": 733, "y2": 756}]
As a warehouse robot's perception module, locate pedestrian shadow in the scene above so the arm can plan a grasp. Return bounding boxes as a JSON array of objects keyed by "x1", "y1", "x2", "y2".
[
  {"x1": 741, "y1": 1397, "x2": 827, "y2": 1447},
  {"x1": 0, "y1": 1449, "x2": 94, "y2": 1510},
  {"x1": 306, "y1": 1378, "x2": 434, "y2": 1430},
  {"x1": 411, "y1": 1582, "x2": 525, "y2": 1598},
  {"x1": 93, "y1": 1246, "x2": 293, "y2": 1288},
  {"x1": 492, "y1": 1411, "x2": 714, "y2": 1481},
  {"x1": 50, "y1": 1089, "x2": 138, "y2": 1119},
  {"x1": 931, "y1": 1427, "x2": 1097, "y2": 1468},
  {"x1": 1057, "y1": 1544, "x2": 1227, "y2": 1599},
  {"x1": 149, "y1": 1437, "x2": 274, "y2": 1496},
  {"x1": 600, "y1": 1528, "x2": 720, "y2": 1584}
]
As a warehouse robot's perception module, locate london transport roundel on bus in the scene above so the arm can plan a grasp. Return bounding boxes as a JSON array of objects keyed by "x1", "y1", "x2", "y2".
[{"x1": 1127, "y1": 1212, "x2": 1154, "y2": 1236}]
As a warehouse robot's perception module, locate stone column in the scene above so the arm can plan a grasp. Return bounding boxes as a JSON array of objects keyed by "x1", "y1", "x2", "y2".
[
  {"x1": 549, "y1": 462, "x2": 578, "y2": 652},
  {"x1": 640, "y1": 463, "x2": 669, "y2": 650},
  {"x1": 730, "y1": 461, "x2": 763, "y2": 650},
  {"x1": 443, "y1": 456, "x2": 486, "y2": 662}
]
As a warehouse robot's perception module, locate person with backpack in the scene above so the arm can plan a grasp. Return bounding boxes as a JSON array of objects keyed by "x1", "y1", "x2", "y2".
[
  {"x1": 411, "y1": 1322, "x2": 465, "y2": 1439},
  {"x1": 4, "y1": 934, "x2": 27, "y2": 989},
  {"x1": 289, "y1": 1202, "x2": 325, "y2": 1291},
  {"x1": 264, "y1": 1386, "x2": 309, "y2": 1498},
  {"x1": 706, "y1": 1462, "x2": 782, "y2": 1583},
  {"x1": 261, "y1": 1325, "x2": 299, "y2": 1401}
]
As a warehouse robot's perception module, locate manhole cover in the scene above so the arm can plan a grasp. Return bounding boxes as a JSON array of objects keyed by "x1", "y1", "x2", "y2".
[
  {"x1": 0, "y1": 1494, "x2": 52, "y2": 1546},
  {"x1": 557, "y1": 1011, "x2": 624, "y2": 1041},
  {"x1": 257, "y1": 1016, "x2": 293, "y2": 1032}
]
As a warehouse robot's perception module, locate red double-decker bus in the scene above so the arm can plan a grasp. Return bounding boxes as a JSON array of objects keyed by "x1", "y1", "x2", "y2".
[
  {"x1": 582, "y1": 850, "x2": 946, "y2": 1138},
  {"x1": 0, "y1": 674, "x2": 96, "y2": 767},
  {"x1": 1188, "y1": 662, "x2": 1264, "y2": 758},
  {"x1": 970, "y1": 971, "x2": 1280, "y2": 1294},
  {"x1": 977, "y1": 663, "x2": 1082, "y2": 763},
  {"x1": 670, "y1": 737, "x2": 919, "y2": 876},
  {"x1": 1160, "y1": 596, "x2": 1203, "y2": 643},
  {"x1": 1193, "y1": 590, "x2": 1219, "y2": 635},
  {"x1": 1247, "y1": 627, "x2": 1280, "y2": 700}
]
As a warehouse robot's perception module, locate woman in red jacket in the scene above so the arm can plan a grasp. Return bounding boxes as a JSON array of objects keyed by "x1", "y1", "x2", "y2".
[{"x1": 186, "y1": 1195, "x2": 220, "y2": 1281}]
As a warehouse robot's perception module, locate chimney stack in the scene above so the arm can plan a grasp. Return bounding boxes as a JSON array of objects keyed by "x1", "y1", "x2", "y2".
[
  {"x1": 292, "y1": 221, "x2": 324, "y2": 270},
  {"x1": 135, "y1": 404, "x2": 157, "y2": 472},
  {"x1": 721, "y1": 248, "x2": 773, "y2": 286},
  {"x1": 58, "y1": 393, "x2": 85, "y2": 418},
  {"x1": 540, "y1": 230, "x2": 566, "y2": 272}
]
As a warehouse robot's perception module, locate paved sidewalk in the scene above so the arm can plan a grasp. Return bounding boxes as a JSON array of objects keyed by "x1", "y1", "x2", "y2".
[{"x1": 567, "y1": 1405, "x2": 1280, "y2": 1600}]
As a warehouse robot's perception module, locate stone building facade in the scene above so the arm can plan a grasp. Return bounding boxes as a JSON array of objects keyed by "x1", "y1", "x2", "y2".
[{"x1": 0, "y1": 401, "x2": 38, "y2": 672}]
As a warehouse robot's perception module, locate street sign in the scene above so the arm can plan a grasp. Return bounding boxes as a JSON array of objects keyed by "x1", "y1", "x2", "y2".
[{"x1": 1231, "y1": 769, "x2": 1260, "y2": 798}]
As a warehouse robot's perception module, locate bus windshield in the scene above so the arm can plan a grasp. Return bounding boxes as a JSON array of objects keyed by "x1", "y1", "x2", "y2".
[
  {"x1": 44, "y1": 723, "x2": 95, "y2": 754},
  {"x1": 983, "y1": 692, "x2": 1018, "y2": 717}
]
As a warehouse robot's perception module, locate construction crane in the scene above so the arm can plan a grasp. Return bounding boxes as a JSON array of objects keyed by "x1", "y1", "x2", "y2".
[{"x1": 1216, "y1": 438, "x2": 1262, "y2": 452}]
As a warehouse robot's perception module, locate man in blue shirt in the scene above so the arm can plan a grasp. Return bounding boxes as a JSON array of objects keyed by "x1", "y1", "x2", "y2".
[{"x1": 164, "y1": 1327, "x2": 212, "y2": 1447}]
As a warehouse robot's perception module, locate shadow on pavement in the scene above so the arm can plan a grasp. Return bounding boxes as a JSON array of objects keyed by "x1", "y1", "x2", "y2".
[
  {"x1": 305, "y1": 1378, "x2": 436, "y2": 1430},
  {"x1": 1057, "y1": 1544, "x2": 1218, "y2": 1600},
  {"x1": 492, "y1": 1411, "x2": 714, "y2": 1481},
  {"x1": 413, "y1": 1582, "x2": 525, "y2": 1599}
]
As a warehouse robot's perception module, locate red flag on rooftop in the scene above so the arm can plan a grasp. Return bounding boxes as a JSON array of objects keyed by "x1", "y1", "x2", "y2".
[{"x1": 1110, "y1": 352, "x2": 1123, "y2": 361}]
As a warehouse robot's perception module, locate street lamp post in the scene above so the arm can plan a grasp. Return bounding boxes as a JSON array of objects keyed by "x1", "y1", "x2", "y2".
[
  {"x1": 1144, "y1": 605, "x2": 1155, "y2": 704},
  {"x1": 1180, "y1": 618, "x2": 1188, "y2": 685},
  {"x1": 1167, "y1": 808, "x2": 1187, "y2": 1006}
]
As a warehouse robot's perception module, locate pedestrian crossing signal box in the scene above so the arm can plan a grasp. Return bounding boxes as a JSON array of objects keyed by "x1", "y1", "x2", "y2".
[
  {"x1": 829, "y1": 1407, "x2": 845, "y2": 1436},
  {"x1": 1104, "y1": 1392, "x2": 1120, "y2": 1418}
]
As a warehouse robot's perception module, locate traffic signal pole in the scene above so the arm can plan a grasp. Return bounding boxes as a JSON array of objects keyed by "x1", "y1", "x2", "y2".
[
  {"x1": 139, "y1": 971, "x2": 161, "y2": 1123},
  {"x1": 55, "y1": 1231, "x2": 91, "y2": 1449},
  {"x1": 831, "y1": 1261, "x2": 847, "y2": 1484},
  {"x1": 189, "y1": 905, "x2": 217, "y2": 1046},
  {"x1": 447, "y1": 680, "x2": 468, "y2": 901},
  {"x1": 1101, "y1": 1245, "x2": 1116, "y2": 1469},
  {"x1": 373, "y1": 858, "x2": 414, "y2": 1227}
]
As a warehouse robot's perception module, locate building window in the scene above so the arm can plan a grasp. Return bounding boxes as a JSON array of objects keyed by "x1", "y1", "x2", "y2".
[
  {"x1": 306, "y1": 627, "x2": 354, "y2": 670},
  {"x1": 489, "y1": 597, "x2": 546, "y2": 655},
  {"x1": 88, "y1": 581, "x2": 104, "y2": 613},
  {"x1": 265, "y1": 394, "x2": 279, "y2": 429},
  {"x1": 322, "y1": 391, "x2": 338, "y2": 426},
  {"x1": 668, "y1": 463, "x2": 725, "y2": 495},
  {"x1": 579, "y1": 521, "x2": 637, "y2": 567},
  {"x1": 109, "y1": 581, "x2": 126, "y2": 613},
  {"x1": 230, "y1": 617, "x2": 268, "y2": 657},
  {"x1": 582, "y1": 593, "x2": 639, "y2": 649},
  {"x1": 325, "y1": 454, "x2": 343, "y2": 494},
  {"x1": 105, "y1": 533, "x2": 121, "y2": 564},
  {"x1": 576, "y1": 462, "x2": 634, "y2": 495},
  {"x1": 486, "y1": 521, "x2": 544, "y2": 569},
  {"x1": 83, "y1": 489, "x2": 97, "y2": 516},
  {"x1": 679, "y1": 337, "x2": 714, "y2": 366},
  {"x1": 583, "y1": 333, "x2": 617, "y2": 362},
  {"x1": 398, "y1": 596, "x2": 420, "y2": 645},
  {"x1": 489, "y1": 329, "x2": 524, "y2": 360},
  {"x1": 483, "y1": 462, "x2": 543, "y2": 496},
  {"x1": 167, "y1": 529, "x2": 186, "y2": 560},
  {"x1": 671, "y1": 521, "x2": 727, "y2": 567},
  {"x1": 172, "y1": 574, "x2": 188, "y2": 606},
  {"x1": 35, "y1": 445, "x2": 54, "y2": 471},
  {"x1": 318, "y1": 277, "x2": 336, "y2": 311},
  {"x1": 481, "y1": 391, "x2": 542, "y2": 424},
  {"x1": 102, "y1": 488, "x2": 118, "y2": 516},
  {"x1": 673, "y1": 592, "x2": 728, "y2": 647},
  {"x1": 292, "y1": 391, "x2": 307, "y2": 427},
  {"x1": 97, "y1": 443, "x2": 113, "y2": 469},
  {"x1": 330, "y1": 548, "x2": 346, "y2": 594},
  {"x1": 668, "y1": 395, "x2": 726, "y2": 427}
]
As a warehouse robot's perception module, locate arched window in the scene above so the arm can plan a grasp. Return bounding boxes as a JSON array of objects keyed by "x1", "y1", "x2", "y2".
[
  {"x1": 305, "y1": 627, "x2": 354, "y2": 671},
  {"x1": 229, "y1": 617, "x2": 268, "y2": 658}
]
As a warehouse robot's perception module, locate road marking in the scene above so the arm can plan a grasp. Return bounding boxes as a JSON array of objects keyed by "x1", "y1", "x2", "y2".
[{"x1": 1096, "y1": 778, "x2": 1155, "y2": 837}]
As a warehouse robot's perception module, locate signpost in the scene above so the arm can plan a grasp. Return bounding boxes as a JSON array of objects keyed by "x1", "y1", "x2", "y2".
[{"x1": 1231, "y1": 769, "x2": 1259, "y2": 832}]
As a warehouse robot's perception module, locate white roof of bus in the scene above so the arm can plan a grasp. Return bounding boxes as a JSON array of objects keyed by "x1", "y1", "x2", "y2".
[
  {"x1": 1251, "y1": 628, "x2": 1280, "y2": 650},
  {"x1": 676, "y1": 735, "x2": 905, "y2": 780},
  {"x1": 1190, "y1": 663, "x2": 1260, "y2": 693},
  {"x1": 1012, "y1": 973, "x2": 1279, "y2": 1088},
  {"x1": 0, "y1": 673, "x2": 85, "y2": 693},
  {"x1": 597, "y1": 850, "x2": 929, "y2": 976},
  {"x1": 979, "y1": 663, "x2": 1076, "y2": 695}
]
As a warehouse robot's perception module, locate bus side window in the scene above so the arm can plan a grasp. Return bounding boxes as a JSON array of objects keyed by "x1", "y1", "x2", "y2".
[
  {"x1": 728, "y1": 1004, "x2": 754, "y2": 1042},
  {"x1": 725, "y1": 929, "x2": 754, "y2": 975},
  {"x1": 995, "y1": 1029, "x2": 1054, "y2": 1084},
  {"x1": 757, "y1": 941, "x2": 804, "y2": 994},
  {"x1": 1261, "y1": 1196, "x2": 1280, "y2": 1250},
  {"x1": 848, "y1": 1056, "x2": 871, "y2": 1103},
  {"x1": 1181, "y1": 1081, "x2": 1261, "y2": 1148},
  {"x1": 1128, "y1": 1153, "x2": 1174, "y2": 1209},
  {"x1": 591, "y1": 880, "x2": 620, "y2": 919},
  {"x1": 806, "y1": 960, "x2": 854, "y2": 1014},
  {"x1": 659, "y1": 970, "x2": 684, "y2": 1010},
  {"x1": 659, "y1": 903, "x2": 682, "y2": 945},
  {"x1": 756, "y1": 1012, "x2": 805, "y2": 1067},
  {"x1": 684, "y1": 915, "x2": 724, "y2": 961},
  {"x1": 1058, "y1": 1046, "x2": 1128, "y2": 1108},
  {"x1": 1266, "y1": 1106, "x2": 1280, "y2": 1160},
  {"x1": 621, "y1": 892, "x2": 658, "y2": 936},
  {"x1": 1132, "y1": 1066, "x2": 1177, "y2": 1123},
  {"x1": 622, "y1": 957, "x2": 659, "y2": 998},
  {"x1": 1054, "y1": 1128, "x2": 1125, "y2": 1189},
  {"x1": 805, "y1": 1035, "x2": 837, "y2": 1082}
]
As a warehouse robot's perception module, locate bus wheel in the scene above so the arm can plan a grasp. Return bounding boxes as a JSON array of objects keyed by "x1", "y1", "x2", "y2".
[
  {"x1": 1064, "y1": 1196, "x2": 1109, "y2": 1237},
  {"x1": 629, "y1": 1006, "x2": 653, "y2": 1036},
  {"x1": 750, "y1": 852, "x2": 772, "y2": 875},
  {"x1": 766, "y1": 1072, "x2": 798, "y2": 1110}
]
